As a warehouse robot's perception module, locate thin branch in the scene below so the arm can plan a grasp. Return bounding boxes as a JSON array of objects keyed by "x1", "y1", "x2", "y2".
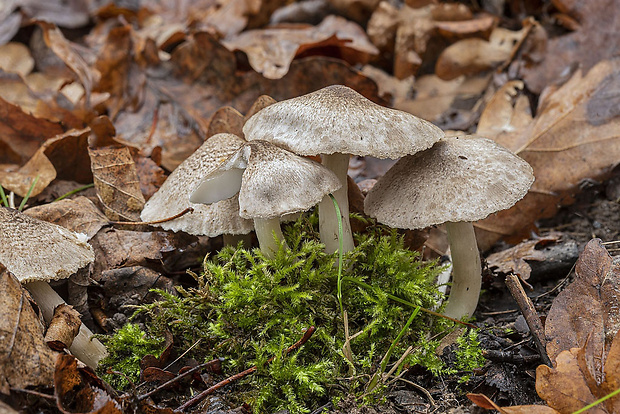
[{"x1": 109, "y1": 207, "x2": 193, "y2": 225}]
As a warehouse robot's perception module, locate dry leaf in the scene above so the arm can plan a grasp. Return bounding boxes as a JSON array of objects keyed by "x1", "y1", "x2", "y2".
[
  {"x1": 42, "y1": 128, "x2": 93, "y2": 184},
  {"x1": 522, "y1": 0, "x2": 620, "y2": 93},
  {"x1": 0, "y1": 267, "x2": 57, "y2": 394},
  {"x1": 24, "y1": 196, "x2": 108, "y2": 240},
  {"x1": 394, "y1": 73, "x2": 491, "y2": 123},
  {"x1": 0, "y1": 148, "x2": 56, "y2": 197},
  {"x1": 54, "y1": 355, "x2": 122, "y2": 413},
  {"x1": 0, "y1": 43, "x2": 34, "y2": 76},
  {"x1": 475, "y1": 58, "x2": 620, "y2": 250},
  {"x1": 486, "y1": 233, "x2": 562, "y2": 281},
  {"x1": 89, "y1": 144, "x2": 145, "y2": 221},
  {"x1": 545, "y1": 239, "x2": 620, "y2": 375},
  {"x1": 0, "y1": 96, "x2": 64, "y2": 164},
  {"x1": 206, "y1": 106, "x2": 245, "y2": 139},
  {"x1": 468, "y1": 393, "x2": 560, "y2": 413},
  {"x1": 39, "y1": 22, "x2": 98, "y2": 106},
  {"x1": 435, "y1": 24, "x2": 530, "y2": 80},
  {"x1": 223, "y1": 15, "x2": 378, "y2": 79},
  {"x1": 367, "y1": 2, "x2": 478, "y2": 78}
]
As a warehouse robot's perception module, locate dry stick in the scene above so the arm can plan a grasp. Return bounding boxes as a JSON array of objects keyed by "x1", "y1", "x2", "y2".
[
  {"x1": 504, "y1": 274, "x2": 553, "y2": 367},
  {"x1": 138, "y1": 358, "x2": 222, "y2": 401},
  {"x1": 177, "y1": 326, "x2": 317, "y2": 412},
  {"x1": 109, "y1": 207, "x2": 194, "y2": 226}
]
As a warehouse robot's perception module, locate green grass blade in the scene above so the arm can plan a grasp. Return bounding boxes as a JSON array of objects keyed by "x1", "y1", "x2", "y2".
[{"x1": 18, "y1": 175, "x2": 39, "y2": 211}]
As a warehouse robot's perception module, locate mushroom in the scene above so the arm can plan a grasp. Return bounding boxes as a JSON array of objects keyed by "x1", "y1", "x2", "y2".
[
  {"x1": 141, "y1": 133, "x2": 254, "y2": 245},
  {"x1": 190, "y1": 140, "x2": 341, "y2": 258},
  {"x1": 243, "y1": 85, "x2": 443, "y2": 254},
  {"x1": 0, "y1": 207, "x2": 107, "y2": 368},
  {"x1": 364, "y1": 135, "x2": 534, "y2": 319}
]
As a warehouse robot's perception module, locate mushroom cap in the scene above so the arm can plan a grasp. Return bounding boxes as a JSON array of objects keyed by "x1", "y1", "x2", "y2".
[
  {"x1": 243, "y1": 85, "x2": 444, "y2": 158},
  {"x1": 140, "y1": 133, "x2": 254, "y2": 237},
  {"x1": 364, "y1": 135, "x2": 535, "y2": 229},
  {"x1": 0, "y1": 207, "x2": 95, "y2": 284},
  {"x1": 239, "y1": 141, "x2": 342, "y2": 219}
]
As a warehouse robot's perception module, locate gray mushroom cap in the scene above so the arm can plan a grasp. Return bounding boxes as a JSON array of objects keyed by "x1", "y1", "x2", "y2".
[
  {"x1": 0, "y1": 207, "x2": 95, "y2": 284},
  {"x1": 242, "y1": 85, "x2": 444, "y2": 158},
  {"x1": 140, "y1": 133, "x2": 253, "y2": 237},
  {"x1": 364, "y1": 135, "x2": 535, "y2": 229},
  {"x1": 191, "y1": 141, "x2": 342, "y2": 220}
]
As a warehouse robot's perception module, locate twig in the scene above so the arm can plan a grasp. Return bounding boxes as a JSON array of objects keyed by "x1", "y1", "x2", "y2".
[
  {"x1": 392, "y1": 377, "x2": 435, "y2": 407},
  {"x1": 138, "y1": 358, "x2": 222, "y2": 401},
  {"x1": 10, "y1": 388, "x2": 56, "y2": 400},
  {"x1": 505, "y1": 274, "x2": 553, "y2": 367},
  {"x1": 176, "y1": 327, "x2": 316, "y2": 411},
  {"x1": 109, "y1": 207, "x2": 193, "y2": 225}
]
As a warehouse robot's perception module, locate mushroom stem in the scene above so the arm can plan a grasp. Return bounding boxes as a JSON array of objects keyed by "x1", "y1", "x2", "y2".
[
  {"x1": 443, "y1": 221, "x2": 482, "y2": 319},
  {"x1": 253, "y1": 217, "x2": 288, "y2": 259},
  {"x1": 25, "y1": 280, "x2": 108, "y2": 369},
  {"x1": 318, "y1": 153, "x2": 355, "y2": 254}
]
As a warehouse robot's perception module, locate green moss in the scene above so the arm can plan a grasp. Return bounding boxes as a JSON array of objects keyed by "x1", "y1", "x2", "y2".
[
  {"x1": 98, "y1": 323, "x2": 164, "y2": 389},
  {"x1": 100, "y1": 214, "x2": 479, "y2": 412}
]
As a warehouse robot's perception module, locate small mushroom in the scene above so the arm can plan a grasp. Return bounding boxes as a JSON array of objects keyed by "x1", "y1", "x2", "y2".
[
  {"x1": 364, "y1": 135, "x2": 534, "y2": 319},
  {"x1": 243, "y1": 84, "x2": 443, "y2": 254},
  {"x1": 190, "y1": 140, "x2": 341, "y2": 258},
  {"x1": 0, "y1": 207, "x2": 106, "y2": 368},
  {"x1": 141, "y1": 133, "x2": 254, "y2": 244}
]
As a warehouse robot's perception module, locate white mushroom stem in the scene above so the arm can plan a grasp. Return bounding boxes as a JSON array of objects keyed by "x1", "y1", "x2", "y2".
[
  {"x1": 253, "y1": 218, "x2": 289, "y2": 259},
  {"x1": 319, "y1": 153, "x2": 355, "y2": 254},
  {"x1": 190, "y1": 167, "x2": 289, "y2": 257},
  {"x1": 25, "y1": 280, "x2": 108, "y2": 369},
  {"x1": 443, "y1": 221, "x2": 482, "y2": 319}
]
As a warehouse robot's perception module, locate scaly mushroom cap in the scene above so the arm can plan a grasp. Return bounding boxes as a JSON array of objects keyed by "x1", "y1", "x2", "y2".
[
  {"x1": 239, "y1": 141, "x2": 342, "y2": 219},
  {"x1": 140, "y1": 133, "x2": 253, "y2": 237},
  {"x1": 243, "y1": 85, "x2": 443, "y2": 158},
  {"x1": 0, "y1": 207, "x2": 94, "y2": 283},
  {"x1": 364, "y1": 135, "x2": 535, "y2": 229}
]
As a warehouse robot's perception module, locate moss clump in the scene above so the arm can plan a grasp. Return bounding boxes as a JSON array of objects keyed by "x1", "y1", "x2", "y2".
[
  {"x1": 100, "y1": 215, "x2": 480, "y2": 412},
  {"x1": 99, "y1": 323, "x2": 163, "y2": 389}
]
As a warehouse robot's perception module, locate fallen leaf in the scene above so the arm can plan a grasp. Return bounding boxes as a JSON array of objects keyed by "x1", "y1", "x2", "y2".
[
  {"x1": 223, "y1": 15, "x2": 379, "y2": 79},
  {"x1": 0, "y1": 148, "x2": 56, "y2": 197},
  {"x1": 394, "y1": 73, "x2": 491, "y2": 124},
  {"x1": 522, "y1": 0, "x2": 620, "y2": 93},
  {"x1": 90, "y1": 228, "x2": 199, "y2": 279},
  {"x1": 367, "y1": 2, "x2": 477, "y2": 78},
  {"x1": 475, "y1": 59, "x2": 620, "y2": 250},
  {"x1": 206, "y1": 106, "x2": 245, "y2": 139},
  {"x1": 0, "y1": 43, "x2": 34, "y2": 76},
  {"x1": 39, "y1": 22, "x2": 98, "y2": 106},
  {"x1": 42, "y1": 128, "x2": 94, "y2": 184},
  {"x1": 0, "y1": 96, "x2": 64, "y2": 164},
  {"x1": 24, "y1": 196, "x2": 108, "y2": 240},
  {"x1": 486, "y1": 233, "x2": 562, "y2": 280},
  {"x1": 54, "y1": 355, "x2": 122, "y2": 413},
  {"x1": 536, "y1": 347, "x2": 606, "y2": 414},
  {"x1": 0, "y1": 266, "x2": 57, "y2": 394},
  {"x1": 545, "y1": 239, "x2": 620, "y2": 376},
  {"x1": 468, "y1": 393, "x2": 560, "y2": 413},
  {"x1": 435, "y1": 24, "x2": 531, "y2": 80},
  {"x1": 89, "y1": 144, "x2": 145, "y2": 221},
  {"x1": 0, "y1": 5, "x2": 20, "y2": 46}
]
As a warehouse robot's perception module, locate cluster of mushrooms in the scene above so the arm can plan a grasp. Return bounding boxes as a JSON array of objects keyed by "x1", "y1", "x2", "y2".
[
  {"x1": 0, "y1": 84, "x2": 533, "y2": 371},
  {"x1": 143, "y1": 85, "x2": 534, "y2": 321}
]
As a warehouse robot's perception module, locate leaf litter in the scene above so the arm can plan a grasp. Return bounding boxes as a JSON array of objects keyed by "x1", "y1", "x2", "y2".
[{"x1": 0, "y1": 0, "x2": 619, "y2": 413}]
